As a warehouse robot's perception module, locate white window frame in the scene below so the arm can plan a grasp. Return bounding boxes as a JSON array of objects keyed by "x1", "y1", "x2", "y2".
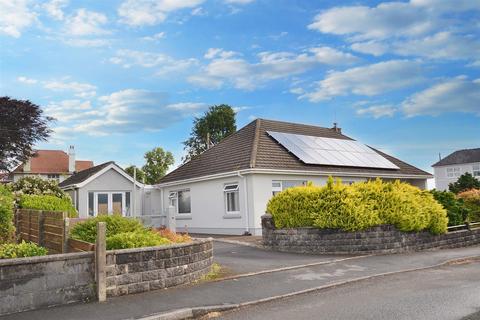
[
  {"x1": 447, "y1": 167, "x2": 461, "y2": 178},
  {"x1": 473, "y1": 164, "x2": 480, "y2": 177},
  {"x1": 169, "y1": 189, "x2": 191, "y2": 215},
  {"x1": 272, "y1": 180, "x2": 307, "y2": 196},
  {"x1": 224, "y1": 183, "x2": 240, "y2": 215},
  {"x1": 89, "y1": 191, "x2": 129, "y2": 217}
]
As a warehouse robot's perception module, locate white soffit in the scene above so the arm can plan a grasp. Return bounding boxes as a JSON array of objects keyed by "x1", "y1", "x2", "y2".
[{"x1": 267, "y1": 131, "x2": 400, "y2": 170}]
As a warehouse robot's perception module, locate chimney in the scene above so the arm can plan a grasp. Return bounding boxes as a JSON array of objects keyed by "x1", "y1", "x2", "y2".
[
  {"x1": 23, "y1": 159, "x2": 31, "y2": 172},
  {"x1": 68, "y1": 145, "x2": 75, "y2": 173},
  {"x1": 332, "y1": 122, "x2": 342, "y2": 134}
]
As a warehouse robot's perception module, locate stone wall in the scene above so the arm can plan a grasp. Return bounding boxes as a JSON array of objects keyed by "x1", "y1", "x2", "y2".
[
  {"x1": 0, "y1": 252, "x2": 95, "y2": 316},
  {"x1": 105, "y1": 239, "x2": 213, "y2": 297},
  {"x1": 262, "y1": 214, "x2": 480, "y2": 254}
]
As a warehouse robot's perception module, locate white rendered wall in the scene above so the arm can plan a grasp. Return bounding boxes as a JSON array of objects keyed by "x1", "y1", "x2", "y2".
[{"x1": 434, "y1": 162, "x2": 480, "y2": 191}]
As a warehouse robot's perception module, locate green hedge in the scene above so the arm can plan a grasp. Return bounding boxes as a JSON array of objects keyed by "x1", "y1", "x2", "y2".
[
  {"x1": 430, "y1": 190, "x2": 469, "y2": 226},
  {"x1": 0, "y1": 241, "x2": 48, "y2": 259},
  {"x1": 0, "y1": 185, "x2": 15, "y2": 243},
  {"x1": 106, "y1": 232, "x2": 171, "y2": 250},
  {"x1": 10, "y1": 176, "x2": 69, "y2": 199},
  {"x1": 18, "y1": 194, "x2": 78, "y2": 218},
  {"x1": 267, "y1": 178, "x2": 448, "y2": 234}
]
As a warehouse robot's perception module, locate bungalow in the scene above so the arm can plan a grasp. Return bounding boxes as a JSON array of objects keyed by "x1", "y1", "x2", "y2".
[{"x1": 155, "y1": 119, "x2": 432, "y2": 236}]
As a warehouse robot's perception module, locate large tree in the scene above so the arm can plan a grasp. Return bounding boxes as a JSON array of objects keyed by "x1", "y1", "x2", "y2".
[
  {"x1": 142, "y1": 147, "x2": 174, "y2": 184},
  {"x1": 182, "y1": 104, "x2": 236, "y2": 162},
  {"x1": 124, "y1": 165, "x2": 146, "y2": 183},
  {"x1": 0, "y1": 97, "x2": 52, "y2": 171}
]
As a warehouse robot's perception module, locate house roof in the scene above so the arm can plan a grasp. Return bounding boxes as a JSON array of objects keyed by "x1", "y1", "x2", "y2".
[
  {"x1": 59, "y1": 161, "x2": 114, "y2": 188},
  {"x1": 12, "y1": 150, "x2": 93, "y2": 174},
  {"x1": 432, "y1": 148, "x2": 480, "y2": 167},
  {"x1": 159, "y1": 118, "x2": 431, "y2": 184}
]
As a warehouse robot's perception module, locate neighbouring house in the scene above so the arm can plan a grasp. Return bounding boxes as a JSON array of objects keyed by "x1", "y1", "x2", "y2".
[
  {"x1": 59, "y1": 161, "x2": 159, "y2": 218},
  {"x1": 432, "y1": 148, "x2": 480, "y2": 191},
  {"x1": 155, "y1": 118, "x2": 432, "y2": 236},
  {"x1": 9, "y1": 146, "x2": 93, "y2": 183}
]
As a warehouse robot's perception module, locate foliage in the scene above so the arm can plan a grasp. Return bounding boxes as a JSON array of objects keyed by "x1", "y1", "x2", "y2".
[
  {"x1": 10, "y1": 176, "x2": 68, "y2": 199},
  {"x1": 457, "y1": 189, "x2": 480, "y2": 222},
  {"x1": 0, "y1": 185, "x2": 15, "y2": 243},
  {"x1": 125, "y1": 165, "x2": 145, "y2": 183},
  {"x1": 449, "y1": 173, "x2": 480, "y2": 194},
  {"x1": 18, "y1": 194, "x2": 78, "y2": 218},
  {"x1": 142, "y1": 147, "x2": 175, "y2": 184},
  {"x1": 0, "y1": 241, "x2": 47, "y2": 259},
  {"x1": 267, "y1": 178, "x2": 448, "y2": 234},
  {"x1": 154, "y1": 228, "x2": 192, "y2": 243},
  {"x1": 430, "y1": 190, "x2": 469, "y2": 226},
  {"x1": 0, "y1": 97, "x2": 53, "y2": 171},
  {"x1": 182, "y1": 104, "x2": 236, "y2": 162},
  {"x1": 106, "y1": 231, "x2": 171, "y2": 250},
  {"x1": 69, "y1": 215, "x2": 145, "y2": 243}
]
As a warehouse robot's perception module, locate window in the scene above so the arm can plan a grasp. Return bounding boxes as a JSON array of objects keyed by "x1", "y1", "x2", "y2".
[
  {"x1": 169, "y1": 190, "x2": 191, "y2": 214},
  {"x1": 224, "y1": 184, "x2": 240, "y2": 214},
  {"x1": 87, "y1": 191, "x2": 131, "y2": 216},
  {"x1": 447, "y1": 167, "x2": 461, "y2": 178},
  {"x1": 473, "y1": 164, "x2": 480, "y2": 177},
  {"x1": 47, "y1": 174, "x2": 60, "y2": 181},
  {"x1": 272, "y1": 180, "x2": 307, "y2": 196},
  {"x1": 88, "y1": 192, "x2": 94, "y2": 217}
]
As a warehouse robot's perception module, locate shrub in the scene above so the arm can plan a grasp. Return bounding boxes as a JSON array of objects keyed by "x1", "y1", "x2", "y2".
[
  {"x1": 106, "y1": 231, "x2": 171, "y2": 250},
  {"x1": 449, "y1": 173, "x2": 480, "y2": 194},
  {"x1": 0, "y1": 241, "x2": 48, "y2": 259},
  {"x1": 457, "y1": 189, "x2": 480, "y2": 222},
  {"x1": 18, "y1": 194, "x2": 78, "y2": 218},
  {"x1": 154, "y1": 228, "x2": 192, "y2": 243},
  {"x1": 10, "y1": 176, "x2": 69, "y2": 199},
  {"x1": 430, "y1": 190, "x2": 469, "y2": 226},
  {"x1": 267, "y1": 178, "x2": 448, "y2": 234},
  {"x1": 0, "y1": 185, "x2": 15, "y2": 243},
  {"x1": 70, "y1": 215, "x2": 146, "y2": 243}
]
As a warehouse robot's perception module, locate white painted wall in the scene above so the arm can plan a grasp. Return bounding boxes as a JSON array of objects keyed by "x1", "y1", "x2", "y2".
[
  {"x1": 12, "y1": 173, "x2": 70, "y2": 183},
  {"x1": 434, "y1": 162, "x2": 480, "y2": 191}
]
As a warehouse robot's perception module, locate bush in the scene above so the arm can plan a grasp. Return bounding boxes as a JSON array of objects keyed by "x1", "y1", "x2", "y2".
[
  {"x1": 449, "y1": 173, "x2": 480, "y2": 194},
  {"x1": 0, "y1": 185, "x2": 15, "y2": 243},
  {"x1": 9, "y1": 176, "x2": 69, "y2": 199},
  {"x1": 430, "y1": 190, "x2": 469, "y2": 226},
  {"x1": 106, "y1": 231, "x2": 171, "y2": 250},
  {"x1": 0, "y1": 241, "x2": 47, "y2": 259},
  {"x1": 18, "y1": 194, "x2": 78, "y2": 218},
  {"x1": 267, "y1": 178, "x2": 448, "y2": 234},
  {"x1": 69, "y1": 215, "x2": 146, "y2": 243},
  {"x1": 154, "y1": 228, "x2": 192, "y2": 243},
  {"x1": 457, "y1": 189, "x2": 480, "y2": 222}
]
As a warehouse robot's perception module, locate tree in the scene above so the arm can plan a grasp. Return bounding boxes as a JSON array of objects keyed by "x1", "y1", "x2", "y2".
[
  {"x1": 183, "y1": 104, "x2": 236, "y2": 162},
  {"x1": 0, "y1": 97, "x2": 53, "y2": 171},
  {"x1": 124, "y1": 165, "x2": 145, "y2": 182},
  {"x1": 142, "y1": 147, "x2": 174, "y2": 184},
  {"x1": 449, "y1": 173, "x2": 480, "y2": 194}
]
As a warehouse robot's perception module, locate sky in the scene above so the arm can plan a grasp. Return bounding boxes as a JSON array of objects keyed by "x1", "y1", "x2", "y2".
[{"x1": 1, "y1": 0, "x2": 479, "y2": 184}]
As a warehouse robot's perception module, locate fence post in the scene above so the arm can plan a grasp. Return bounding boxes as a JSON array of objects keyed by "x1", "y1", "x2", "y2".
[
  {"x1": 95, "y1": 222, "x2": 107, "y2": 302},
  {"x1": 38, "y1": 211, "x2": 45, "y2": 247},
  {"x1": 63, "y1": 214, "x2": 70, "y2": 253}
]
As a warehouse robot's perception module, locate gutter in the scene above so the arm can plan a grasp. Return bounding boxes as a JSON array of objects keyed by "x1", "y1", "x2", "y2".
[{"x1": 237, "y1": 171, "x2": 251, "y2": 235}]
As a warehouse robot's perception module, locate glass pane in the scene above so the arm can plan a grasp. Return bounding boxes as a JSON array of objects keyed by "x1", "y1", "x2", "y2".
[
  {"x1": 125, "y1": 192, "x2": 131, "y2": 216},
  {"x1": 97, "y1": 194, "x2": 108, "y2": 215},
  {"x1": 282, "y1": 180, "x2": 306, "y2": 190},
  {"x1": 227, "y1": 191, "x2": 239, "y2": 212},
  {"x1": 88, "y1": 192, "x2": 94, "y2": 216},
  {"x1": 178, "y1": 190, "x2": 191, "y2": 214},
  {"x1": 112, "y1": 193, "x2": 123, "y2": 215}
]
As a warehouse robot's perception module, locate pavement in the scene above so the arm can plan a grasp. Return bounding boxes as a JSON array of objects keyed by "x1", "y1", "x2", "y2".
[
  {"x1": 214, "y1": 259, "x2": 480, "y2": 320},
  {"x1": 2, "y1": 243, "x2": 480, "y2": 320}
]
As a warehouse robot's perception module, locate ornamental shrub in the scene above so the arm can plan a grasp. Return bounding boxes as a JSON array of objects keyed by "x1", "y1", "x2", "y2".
[
  {"x1": 267, "y1": 178, "x2": 448, "y2": 234},
  {"x1": 0, "y1": 185, "x2": 15, "y2": 243},
  {"x1": 10, "y1": 176, "x2": 69, "y2": 199},
  {"x1": 457, "y1": 189, "x2": 480, "y2": 222},
  {"x1": 154, "y1": 228, "x2": 192, "y2": 243},
  {"x1": 106, "y1": 231, "x2": 171, "y2": 250},
  {"x1": 430, "y1": 190, "x2": 469, "y2": 226},
  {"x1": 18, "y1": 194, "x2": 78, "y2": 218},
  {"x1": 0, "y1": 241, "x2": 48, "y2": 259}
]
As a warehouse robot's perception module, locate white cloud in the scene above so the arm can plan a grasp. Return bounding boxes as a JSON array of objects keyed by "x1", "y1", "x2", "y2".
[
  {"x1": 141, "y1": 32, "x2": 165, "y2": 41},
  {"x1": 309, "y1": 46, "x2": 358, "y2": 65},
  {"x1": 109, "y1": 49, "x2": 197, "y2": 75},
  {"x1": 118, "y1": 0, "x2": 204, "y2": 26},
  {"x1": 65, "y1": 9, "x2": 109, "y2": 36},
  {"x1": 350, "y1": 41, "x2": 388, "y2": 56},
  {"x1": 204, "y1": 48, "x2": 237, "y2": 59},
  {"x1": 43, "y1": 0, "x2": 68, "y2": 20},
  {"x1": 301, "y1": 60, "x2": 423, "y2": 102},
  {"x1": 0, "y1": 0, "x2": 36, "y2": 37},
  {"x1": 402, "y1": 77, "x2": 480, "y2": 116},
  {"x1": 224, "y1": 0, "x2": 255, "y2": 3},
  {"x1": 17, "y1": 76, "x2": 38, "y2": 84},
  {"x1": 44, "y1": 100, "x2": 97, "y2": 121},
  {"x1": 43, "y1": 80, "x2": 97, "y2": 98},
  {"x1": 356, "y1": 104, "x2": 397, "y2": 118},
  {"x1": 63, "y1": 38, "x2": 111, "y2": 47},
  {"x1": 191, "y1": 7, "x2": 206, "y2": 16}
]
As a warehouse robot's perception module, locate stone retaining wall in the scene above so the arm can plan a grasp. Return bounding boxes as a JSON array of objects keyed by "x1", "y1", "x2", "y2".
[
  {"x1": 0, "y1": 252, "x2": 95, "y2": 316},
  {"x1": 262, "y1": 214, "x2": 480, "y2": 254},
  {"x1": 105, "y1": 239, "x2": 213, "y2": 297}
]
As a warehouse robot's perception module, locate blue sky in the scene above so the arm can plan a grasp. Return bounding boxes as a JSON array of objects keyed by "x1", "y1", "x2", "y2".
[{"x1": 1, "y1": 0, "x2": 479, "y2": 181}]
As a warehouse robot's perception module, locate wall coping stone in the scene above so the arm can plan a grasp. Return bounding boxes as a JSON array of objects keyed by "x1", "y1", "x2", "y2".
[
  {"x1": 0, "y1": 251, "x2": 94, "y2": 267},
  {"x1": 106, "y1": 238, "x2": 212, "y2": 255}
]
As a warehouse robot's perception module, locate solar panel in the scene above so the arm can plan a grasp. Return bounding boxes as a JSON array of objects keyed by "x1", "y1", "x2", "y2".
[{"x1": 267, "y1": 131, "x2": 400, "y2": 169}]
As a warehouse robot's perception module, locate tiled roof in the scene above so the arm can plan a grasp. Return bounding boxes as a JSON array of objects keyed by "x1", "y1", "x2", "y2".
[
  {"x1": 159, "y1": 118, "x2": 431, "y2": 184},
  {"x1": 59, "y1": 161, "x2": 114, "y2": 188},
  {"x1": 13, "y1": 150, "x2": 93, "y2": 174},
  {"x1": 432, "y1": 148, "x2": 480, "y2": 167}
]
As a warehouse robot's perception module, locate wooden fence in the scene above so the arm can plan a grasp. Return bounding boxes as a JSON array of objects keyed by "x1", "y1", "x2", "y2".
[{"x1": 15, "y1": 209, "x2": 94, "y2": 253}]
